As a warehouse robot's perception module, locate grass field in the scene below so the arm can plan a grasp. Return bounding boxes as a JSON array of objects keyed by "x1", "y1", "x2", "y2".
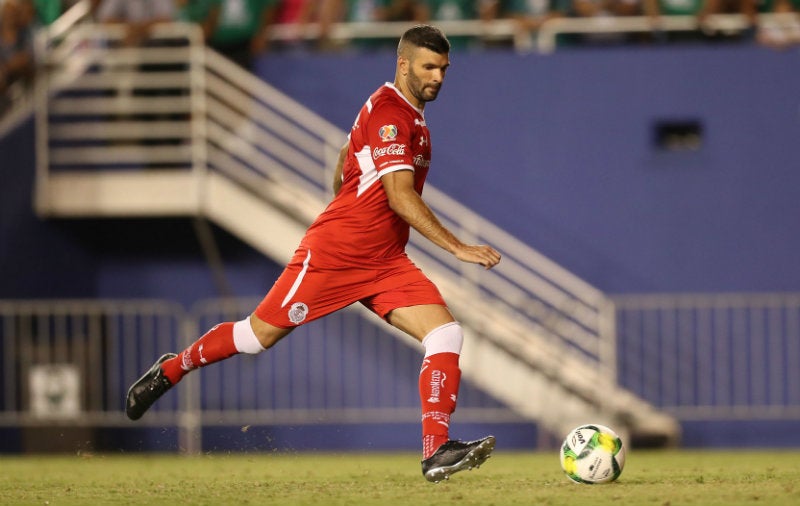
[{"x1": 1, "y1": 450, "x2": 799, "y2": 505}]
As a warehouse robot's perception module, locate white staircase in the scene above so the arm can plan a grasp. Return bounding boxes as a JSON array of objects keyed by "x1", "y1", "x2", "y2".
[{"x1": 30, "y1": 5, "x2": 679, "y2": 446}]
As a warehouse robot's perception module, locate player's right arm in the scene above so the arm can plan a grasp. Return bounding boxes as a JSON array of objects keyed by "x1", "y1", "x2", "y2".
[{"x1": 381, "y1": 169, "x2": 501, "y2": 270}]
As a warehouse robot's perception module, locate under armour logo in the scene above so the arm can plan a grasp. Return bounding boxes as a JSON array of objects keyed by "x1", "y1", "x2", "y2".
[{"x1": 419, "y1": 136, "x2": 428, "y2": 147}]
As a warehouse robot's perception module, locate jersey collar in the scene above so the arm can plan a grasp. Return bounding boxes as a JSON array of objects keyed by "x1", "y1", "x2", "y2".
[{"x1": 385, "y1": 82, "x2": 425, "y2": 116}]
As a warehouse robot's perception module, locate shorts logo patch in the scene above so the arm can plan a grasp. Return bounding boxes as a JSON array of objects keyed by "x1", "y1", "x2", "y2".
[
  {"x1": 288, "y1": 302, "x2": 309, "y2": 324},
  {"x1": 379, "y1": 124, "x2": 398, "y2": 142}
]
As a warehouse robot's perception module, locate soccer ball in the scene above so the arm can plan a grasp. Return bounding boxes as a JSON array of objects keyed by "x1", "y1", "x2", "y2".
[{"x1": 559, "y1": 424, "x2": 625, "y2": 484}]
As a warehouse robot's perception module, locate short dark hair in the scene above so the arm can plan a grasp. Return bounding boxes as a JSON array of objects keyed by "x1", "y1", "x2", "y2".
[{"x1": 397, "y1": 25, "x2": 450, "y2": 57}]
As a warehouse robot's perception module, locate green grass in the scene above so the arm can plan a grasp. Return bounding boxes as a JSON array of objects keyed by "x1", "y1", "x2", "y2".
[{"x1": 1, "y1": 450, "x2": 799, "y2": 505}]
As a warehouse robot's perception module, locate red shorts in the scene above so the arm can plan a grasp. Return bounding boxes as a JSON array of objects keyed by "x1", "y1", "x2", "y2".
[{"x1": 254, "y1": 246, "x2": 446, "y2": 328}]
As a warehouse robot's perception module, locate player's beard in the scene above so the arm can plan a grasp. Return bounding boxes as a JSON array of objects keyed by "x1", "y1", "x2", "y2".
[{"x1": 408, "y1": 66, "x2": 441, "y2": 104}]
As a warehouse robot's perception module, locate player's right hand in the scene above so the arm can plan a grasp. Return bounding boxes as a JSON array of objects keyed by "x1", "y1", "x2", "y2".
[{"x1": 455, "y1": 244, "x2": 501, "y2": 270}]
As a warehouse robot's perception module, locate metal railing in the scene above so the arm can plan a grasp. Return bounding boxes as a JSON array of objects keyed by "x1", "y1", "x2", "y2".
[
  {"x1": 614, "y1": 292, "x2": 800, "y2": 420},
  {"x1": 3, "y1": 292, "x2": 798, "y2": 452},
  {"x1": 268, "y1": 12, "x2": 800, "y2": 54},
  {"x1": 0, "y1": 299, "x2": 186, "y2": 427},
  {"x1": 0, "y1": 298, "x2": 519, "y2": 453},
  {"x1": 536, "y1": 13, "x2": 800, "y2": 53}
]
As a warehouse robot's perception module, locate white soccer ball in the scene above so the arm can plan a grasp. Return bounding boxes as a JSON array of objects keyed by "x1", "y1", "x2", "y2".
[{"x1": 559, "y1": 424, "x2": 626, "y2": 484}]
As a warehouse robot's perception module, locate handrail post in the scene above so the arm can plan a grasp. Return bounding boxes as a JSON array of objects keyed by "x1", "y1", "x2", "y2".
[
  {"x1": 178, "y1": 314, "x2": 202, "y2": 454},
  {"x1": 33, "y1": 28, "x2": 52, "y2": 216},
  {"x1": 599, "y1": 297, "x2": 618, "y2": 386},
  {"x1": 185, "y1": 24, "x2": 208, "y2": 215}
]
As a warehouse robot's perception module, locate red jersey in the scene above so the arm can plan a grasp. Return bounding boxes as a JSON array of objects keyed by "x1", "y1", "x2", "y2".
[
  {"x1": 255, "y1": 83, "x2": 445, "y2": 328},
  {"x1": 301, "y1": 83, "x2": 432, "y2": 267}
]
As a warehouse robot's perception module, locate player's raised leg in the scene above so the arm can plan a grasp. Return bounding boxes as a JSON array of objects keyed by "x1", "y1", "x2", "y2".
[{"x1": 126, "y1": 315, "x2": 289, "y2": 420}]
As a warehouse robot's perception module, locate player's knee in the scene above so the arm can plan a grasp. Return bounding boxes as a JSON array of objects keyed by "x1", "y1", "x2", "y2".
[
  {"x1": 233, "y1": 318, "x2": 265, "y2": 354},
  {"x1": 233, "y1": 316, "x2": 286, "y2": 353},
  {"x1": 422, "y1": 321, "x2": 463, "y2": 357},
  {"x1": 247, "y1": 314, "x2": 291, "y2": 350}
]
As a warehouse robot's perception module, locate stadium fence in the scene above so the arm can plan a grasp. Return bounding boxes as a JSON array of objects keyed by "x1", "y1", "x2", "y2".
[{"x1": 1, "y1": 293, "x2": 798, "y2": 452}]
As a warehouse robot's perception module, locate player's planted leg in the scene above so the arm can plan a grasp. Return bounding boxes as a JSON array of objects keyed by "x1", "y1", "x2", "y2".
[
  {"x1": 421, "y1": 435, "x2": 496, "y2": 483},
  {"x1": 416, "y1": 322, "x2": 496, "y2": 481}
]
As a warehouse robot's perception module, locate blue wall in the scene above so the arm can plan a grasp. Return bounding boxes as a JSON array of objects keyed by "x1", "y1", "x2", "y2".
[
  {"x1": 0, "y1": 120, "x2": 93, "y2": 298},
  {"x1": 256, "y1": 45, "x2": 800, "y2": 294},
  {"x1": 4, "y1": 45, "x2": 799, "y2": 299}
]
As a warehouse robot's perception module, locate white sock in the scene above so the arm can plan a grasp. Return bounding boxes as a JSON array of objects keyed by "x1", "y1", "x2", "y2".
[
  {"x1": 233, "y1": 318, "x2": 266, "y2": 354},
  {"x1": 422, "y1": 321, "x2": 463, "y2": 358}
]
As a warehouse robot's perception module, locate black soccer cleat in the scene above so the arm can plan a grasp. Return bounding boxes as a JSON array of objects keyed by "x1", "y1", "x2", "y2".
[
  {"x1": 421, "y1": 435, "x2": 496, "y2": 483},
  {"x1": 126, "y1": 353, "x2": 177, "y2": 421}
]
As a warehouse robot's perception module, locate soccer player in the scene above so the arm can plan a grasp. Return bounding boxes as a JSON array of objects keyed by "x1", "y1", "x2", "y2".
[{"x1": 126, "y1": 24, "x2": 501, "y2": 483}]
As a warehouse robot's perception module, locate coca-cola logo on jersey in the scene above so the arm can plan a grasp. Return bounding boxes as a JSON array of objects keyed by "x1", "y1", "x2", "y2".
[{"x1": 373, "y1": 143, "x2": 406, "y2": 159}]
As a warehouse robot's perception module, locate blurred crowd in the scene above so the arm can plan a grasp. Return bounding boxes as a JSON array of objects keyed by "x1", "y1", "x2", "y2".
[{"x1": 1, "y1": 0, "x2": 799, "y2": 115}]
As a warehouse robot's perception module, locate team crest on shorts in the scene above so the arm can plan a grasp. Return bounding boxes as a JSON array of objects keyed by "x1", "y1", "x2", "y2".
[
  {"x1": 288, "y1": 302, "x2": 309, "y2": 324},
  {"x1": 379, "y1": 124, "x2": 398, "y2": 142}
]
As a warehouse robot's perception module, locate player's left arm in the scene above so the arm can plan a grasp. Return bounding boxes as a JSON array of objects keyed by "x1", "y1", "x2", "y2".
[
  {"x1": 332, "y1": 142, "x2": 348, "y2": 195},
  {"x1": 381, "y1": 169, "x2": 501, "y2": 269}
]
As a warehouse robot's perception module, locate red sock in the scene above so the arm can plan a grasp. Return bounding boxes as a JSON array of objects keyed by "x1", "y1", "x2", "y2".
[
  {"x1": 419, "y1": 352, "x2": 461, "y2": 459},
  {"x1": 161, "y1": 322, "x2": 239, "y2": 384}
]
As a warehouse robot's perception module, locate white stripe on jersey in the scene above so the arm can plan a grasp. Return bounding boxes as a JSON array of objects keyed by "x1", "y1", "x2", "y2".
[
  {"x1": 355, "y1": 146, "x2": 378, "y2": 197},
  {"x1": 281, "y1": 249, "x2": 311, "y2": 308},
  {"x1": 355, "y1": 146, "x2": 415, "y2": 197},
  {"x1": 379, "y1": 165, "x2": 415, "y2": 180}
]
